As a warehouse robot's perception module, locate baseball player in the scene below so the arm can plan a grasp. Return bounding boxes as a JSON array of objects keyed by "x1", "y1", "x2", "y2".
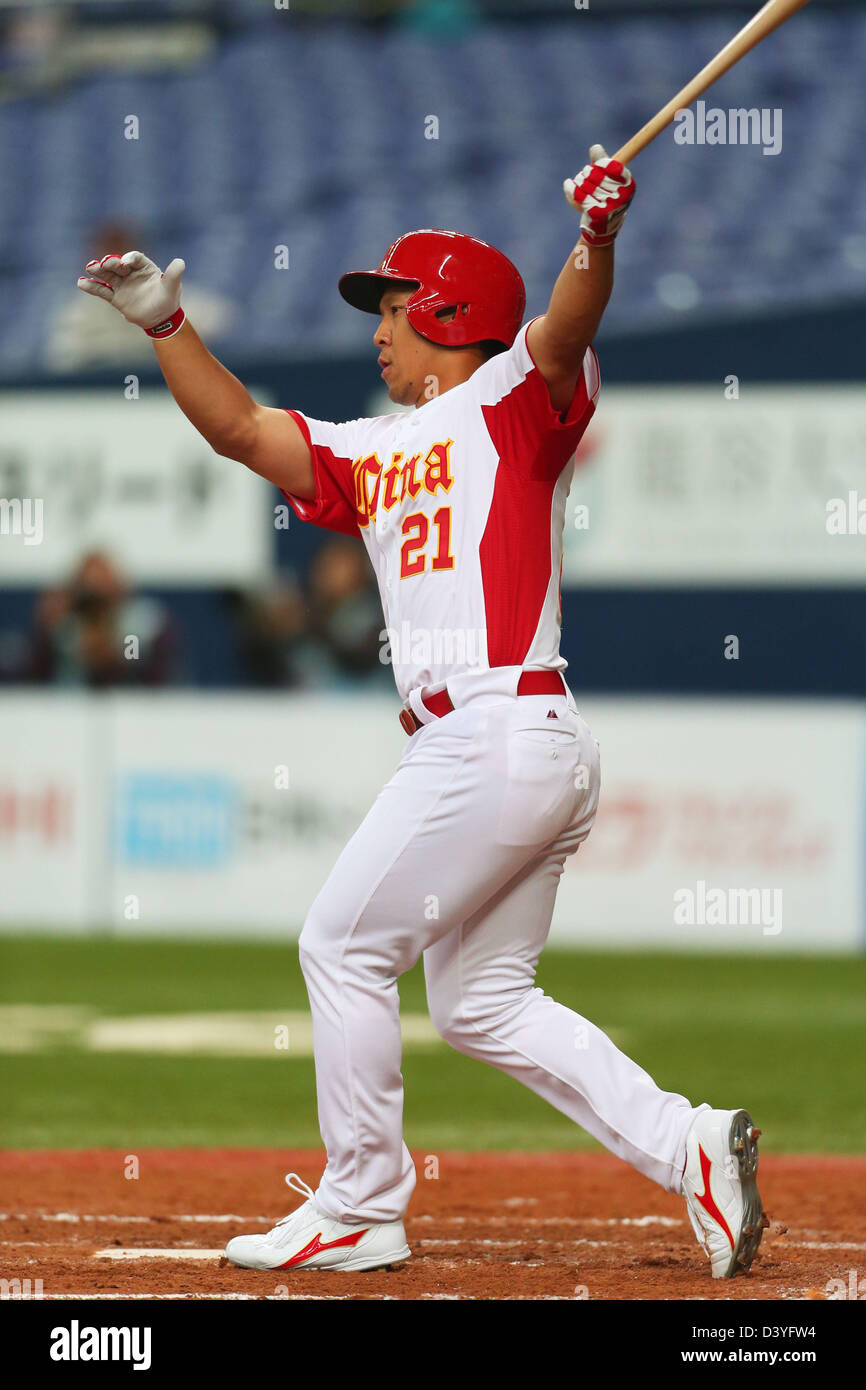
[{"x1": 78, "y1": 148, "x2": 765, "y2": 1281}]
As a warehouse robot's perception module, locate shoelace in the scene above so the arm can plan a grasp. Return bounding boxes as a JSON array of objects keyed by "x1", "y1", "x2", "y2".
[{"x1": 274, "y1": 1171, "x2": 316, "y2": 1228}]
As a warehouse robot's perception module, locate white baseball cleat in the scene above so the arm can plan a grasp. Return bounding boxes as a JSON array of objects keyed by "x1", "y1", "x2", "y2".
[
  {"x1": 224, "y1": 1173, "x2": 411, "y2": 1273},
  {"x1": 682, "y1": 1108, "x2": 768, "y2": 1279}
]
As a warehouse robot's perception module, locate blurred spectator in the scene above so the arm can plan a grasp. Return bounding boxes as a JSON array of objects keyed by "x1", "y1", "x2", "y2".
[
  {"x1": 45, "y1": 219, "x2": 235, "y2": 374},
  {"x1": 303, "y1": 537, "x2": 388, "y2": 686},
  {"x1": 26, "y1": 549, "x2": 179, "y2": 687},
  {"x1": 231, "y1": 539, "x2": 390, "y2": 690},
  {"x1": 0, "y1": 4, "x2": 70, "y2": 98},
  {"x1": 227, "y1": 574, "x2": 308, "y2": 689}
]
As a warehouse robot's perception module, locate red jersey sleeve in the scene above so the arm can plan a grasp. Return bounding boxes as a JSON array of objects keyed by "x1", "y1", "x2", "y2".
[
  {"x1": 474, "y1": 319, "x2": 600, "y2": 482},
  {"x1": 281, "y1": 409, "x2": 362, "y2": 537}
]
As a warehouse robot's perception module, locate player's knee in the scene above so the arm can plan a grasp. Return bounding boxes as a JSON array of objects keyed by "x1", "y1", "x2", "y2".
[
  {"x1": 426, "y1": 989, "x2": 483, "y2": 1052},
  {"x1": 433, "y1": 1015, "x2": 475, "y2": 1053},
  {"x1": 297, "y1": 911, "x2": 338, "y2": 978},
  {"x1": 299, "y1": 909, "x2": 410, "y2": 983},
  {"x1": 428, "y1": 985, "x2": 536, "y2": 1052}
]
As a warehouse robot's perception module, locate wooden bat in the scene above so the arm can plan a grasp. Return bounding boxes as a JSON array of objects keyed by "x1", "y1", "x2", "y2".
[{"x1": 612, "y1": 0, "x2": 811, "y2": 165}]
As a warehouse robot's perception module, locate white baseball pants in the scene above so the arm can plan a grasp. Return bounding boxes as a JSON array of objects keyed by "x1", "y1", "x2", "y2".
[{"x1": 298, "y1": 692, "x2": 702, "y2": 1223}]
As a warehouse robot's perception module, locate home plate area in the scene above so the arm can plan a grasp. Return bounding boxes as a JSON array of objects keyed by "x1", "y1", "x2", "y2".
[{"x1": 2, "y1": 1150, "x2": 864, "y2": 1301}]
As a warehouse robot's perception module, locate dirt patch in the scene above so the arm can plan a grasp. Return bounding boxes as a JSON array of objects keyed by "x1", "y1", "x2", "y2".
[{"x1": 1, "y1": 1149, "x2": 863, "y2": 1301}]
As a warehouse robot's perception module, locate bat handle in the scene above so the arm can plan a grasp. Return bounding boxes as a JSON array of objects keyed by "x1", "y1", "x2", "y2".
[{"x1": 611, "y1": 136, "x2": 647, "y2": 166}]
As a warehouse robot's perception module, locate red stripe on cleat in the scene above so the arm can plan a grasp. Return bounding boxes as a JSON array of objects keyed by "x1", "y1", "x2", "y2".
[
  {"x1": 277, "y1": 1227, "x2": 370, "y2": 1270},
  {"x1": 695, "y1": 1145, "x2": 735, "y2": 1251}
]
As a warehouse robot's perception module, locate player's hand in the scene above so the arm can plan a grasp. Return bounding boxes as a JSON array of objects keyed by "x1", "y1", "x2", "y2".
[
  {"x1": 76, "y1": 250, "x2": 186, "y2": 336},
  {"x1": 563, "y1": 144, "x2": 635, "y2": 247}
]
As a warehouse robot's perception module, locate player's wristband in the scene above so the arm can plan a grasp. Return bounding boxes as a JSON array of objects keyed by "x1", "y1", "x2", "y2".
[
  {"x1": 580, "y1": 206, "x2": 630, "y2": 248},
  {"x1": 579, "y1": 228, "x2": 618, "y2": 248},
  {"x1": 145, "y1": 307, "x2": 185, "y2": 340}
]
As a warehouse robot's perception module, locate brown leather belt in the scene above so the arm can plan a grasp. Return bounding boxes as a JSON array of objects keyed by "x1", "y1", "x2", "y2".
[{"x1": 399, "y1": 671, "x2": 566, "y2": 736}]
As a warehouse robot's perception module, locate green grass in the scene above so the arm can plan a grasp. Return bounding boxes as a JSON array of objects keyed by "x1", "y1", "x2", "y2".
[{"x1": 1, "y1": 935, "x2": 864, "y2": 1152}]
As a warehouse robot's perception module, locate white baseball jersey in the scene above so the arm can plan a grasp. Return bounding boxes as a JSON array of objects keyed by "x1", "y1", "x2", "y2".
[
  {"x1": 269, "y1": 322, "x2": 701, "y2": 1232},
  {"x1": 284, "y1": 319, "x2": 600, "y2": 702}
]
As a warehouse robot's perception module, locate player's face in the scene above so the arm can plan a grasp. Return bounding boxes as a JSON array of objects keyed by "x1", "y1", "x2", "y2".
[{"x1": 374, "y1": 289, "x2": 435, "y2": 407}]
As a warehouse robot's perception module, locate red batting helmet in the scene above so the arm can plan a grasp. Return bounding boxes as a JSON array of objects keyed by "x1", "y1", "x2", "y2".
[{"x1": 338, "y1": 229, "x2": 526, "y2": 351}]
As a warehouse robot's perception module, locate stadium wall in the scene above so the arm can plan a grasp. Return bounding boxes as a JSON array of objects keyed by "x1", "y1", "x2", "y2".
[{"x1": 1, "y1": 690, "x2": 862, "y2": 950}]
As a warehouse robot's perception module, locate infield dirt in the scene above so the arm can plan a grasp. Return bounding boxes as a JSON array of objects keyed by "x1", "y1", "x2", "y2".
[{"x1": 1, "y1": 1149, "x2": 863, "y2": 1301}]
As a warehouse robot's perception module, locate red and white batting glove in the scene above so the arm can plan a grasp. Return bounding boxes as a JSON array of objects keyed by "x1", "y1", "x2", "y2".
[
  {"x1": 76, "y1": 249, "x2": 187, "y2": 339},
  {"x1": 563, "y1": 144, "x2": 636, "y2": 247}
]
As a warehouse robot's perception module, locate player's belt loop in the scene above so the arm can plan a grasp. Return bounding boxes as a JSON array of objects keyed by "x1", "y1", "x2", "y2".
[
  {"x1": 398, "y1": 707, "x2": 420, "y2": 736},
  {"x1": 399, "y1": 686, "x2": 451, "y2": 736}
]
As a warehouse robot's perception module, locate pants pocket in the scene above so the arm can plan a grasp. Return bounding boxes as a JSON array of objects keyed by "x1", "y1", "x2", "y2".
[{"x1": 496, "y1": 726, "x2": 583, "y2": 847}]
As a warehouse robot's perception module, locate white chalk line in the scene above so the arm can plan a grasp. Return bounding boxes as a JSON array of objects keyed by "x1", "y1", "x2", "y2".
[
  {"x1": 417, "y1": 1238, "x2": 619, "y2": 1249},
  {"x1": 785, "y1": 1240, "x2": 866, "y2": 1252},
  {"x1": 414, "y1": 1214, "x2": 685, "y2": 1228},
  {"x1": 40, "y1": 1293, "x2": 360, "y2": 1301},
  {"x1": 95, "y1": 1248, "x2": 226, "y2": 1261},
  {"x1": 0, "y1": 1212, "x2": 244, "y2": 1224},
  {"x1": 433, "y1": 1258, "x2": 548, "y2": 1269},
  {"x1": 17, "y1": 1292, "x2": 574, "y2": 1302},
  {"x1": 0, "y1": 1211, "x2": 683, "y2": 1228}
]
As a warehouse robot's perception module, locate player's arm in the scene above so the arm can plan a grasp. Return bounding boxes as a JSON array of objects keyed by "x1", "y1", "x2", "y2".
[
  {"x1": 527, "y1": 145, "x2": 635, "y2": 413},
  {"x1": 152, "y1": 319, "x2": 314, "y2": 497},
  {"x1": 76, "y1": 250, "x2": 315, "y2": 499}
]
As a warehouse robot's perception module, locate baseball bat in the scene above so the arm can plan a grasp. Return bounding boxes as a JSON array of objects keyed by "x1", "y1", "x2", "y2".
[{"x1": 611, "y1": 0, "x2": 812, "y2": 165}]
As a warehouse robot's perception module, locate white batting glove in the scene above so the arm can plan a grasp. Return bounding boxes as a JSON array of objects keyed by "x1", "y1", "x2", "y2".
[
  {"x1": 563, "y1": 143, "x2": 636, "y2": 247},
  {"x1": 76, "y1": 249, "x2": 187, "y2": 339}
]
